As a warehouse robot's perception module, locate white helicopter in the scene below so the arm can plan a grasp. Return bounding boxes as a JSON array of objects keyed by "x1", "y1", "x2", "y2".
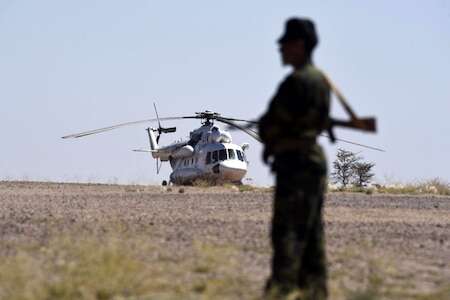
[
  {"x1": 63, "y1": 108, "x2": 261, "y2": 185},
  {"x1": 63, "y1": 105, "x2": 383, "y2": 185}
]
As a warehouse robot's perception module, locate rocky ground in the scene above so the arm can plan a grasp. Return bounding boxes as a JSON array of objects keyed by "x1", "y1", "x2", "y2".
[{"x1": 0, "y1": 181, "x2": 449, "y2": 299}]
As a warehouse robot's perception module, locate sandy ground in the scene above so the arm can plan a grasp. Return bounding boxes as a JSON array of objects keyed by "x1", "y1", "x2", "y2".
[{"x1": 0, "y1": 181, "x2": 449, "y2": 298}]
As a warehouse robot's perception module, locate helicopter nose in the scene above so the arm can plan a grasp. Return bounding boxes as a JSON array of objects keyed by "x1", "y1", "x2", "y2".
[{"x1": 219, "y1": 161, "x2": 247, "y2": 181}]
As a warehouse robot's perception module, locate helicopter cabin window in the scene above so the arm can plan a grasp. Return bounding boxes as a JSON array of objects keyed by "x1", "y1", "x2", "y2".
[
  {"x1": 236, "y1": 150, "x2": 244, "y2": 161},
  {"x1": 219, "y1": 149, "x2": 227, "y2": 161},
  {"x1": 212, "y1": 151, "x2": 219, "y2": 163},
  {"x1": 206, "y1": 152, "x2": 212, "y2": 164},
  {"x1": 228, "y1": 149, "x2": 235, "y2": 160}
]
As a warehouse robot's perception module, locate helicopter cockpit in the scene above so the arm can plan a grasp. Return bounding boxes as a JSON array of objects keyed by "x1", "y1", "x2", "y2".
[{"x1": 205, "y1": 147, "x2": 245, "y2": 165}]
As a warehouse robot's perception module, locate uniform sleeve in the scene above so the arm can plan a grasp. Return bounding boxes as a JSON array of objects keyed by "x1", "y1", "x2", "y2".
[
  {"x1": 258, "y1": 71, "x2": 330, "y2": 146},
  {"x1": 258, "y1": 76, "x2": 305, "y2": 145}
]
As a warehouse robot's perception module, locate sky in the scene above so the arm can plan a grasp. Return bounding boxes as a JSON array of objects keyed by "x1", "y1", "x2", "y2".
[{"x1": 0, "y1": 0, "x2": 449, "y2": 186}]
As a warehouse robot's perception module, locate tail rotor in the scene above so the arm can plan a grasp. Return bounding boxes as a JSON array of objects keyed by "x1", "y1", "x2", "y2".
[
  {"x1": 150, "y1": 103, "x2": 177, "y2": 174},
  {"x1": 153, "y1": 103, "x2": 176, "y2": 143}
]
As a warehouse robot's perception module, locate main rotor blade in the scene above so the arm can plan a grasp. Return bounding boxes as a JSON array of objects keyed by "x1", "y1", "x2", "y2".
[
  {"x1": 319, "y1": 134, "x2": 385, "y2": 152},
  {"x1": 62, "y1": 116, "x2": 197, "y2": 139},
  {"x1": 216, "y1": 117, "x2": 262, "y2": 142},
  {"x1": 223, "y1": 122, "x2": 384, "y2": 152},
  {"x1": 218, "y1": 116, "x2": 258, "y2": 124}
]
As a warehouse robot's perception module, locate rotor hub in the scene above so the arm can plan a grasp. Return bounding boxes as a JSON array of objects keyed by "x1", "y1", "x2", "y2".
[{"x1": 195, "y1": 110, "x2": 221, "y2": 120}]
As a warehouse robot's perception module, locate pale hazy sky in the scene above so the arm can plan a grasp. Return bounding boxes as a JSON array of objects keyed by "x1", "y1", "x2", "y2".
[{"x1": 1, "y1": 0, "x2": 449, "y2": 186}]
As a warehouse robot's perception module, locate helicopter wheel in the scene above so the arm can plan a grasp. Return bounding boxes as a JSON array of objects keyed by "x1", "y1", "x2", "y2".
[{"x1": 161, "y1": 180, "x2": 168, "y2": 186}]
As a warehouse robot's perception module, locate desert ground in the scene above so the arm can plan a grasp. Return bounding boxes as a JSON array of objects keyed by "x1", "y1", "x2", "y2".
[{"x1": 0, "y1": 181, "x2": 449, "y2": 300}]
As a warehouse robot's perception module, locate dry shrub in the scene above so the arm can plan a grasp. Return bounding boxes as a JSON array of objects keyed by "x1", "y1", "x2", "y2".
[
  {"x1": 329, "y1": 178, "x2": 450, "y2": 196},
  {"x1": 377, "y1": 178, "x2": 450, "y2": 196},
  {"x1": 329, "y1": 243, "x2": 450, "y2": 300},
  {"x1": 0, "y1": 235, "x2": 154, "y2": 300},
  {"x1": 221, "y1": 183, "x2": 239, "y2": 191},
  {"x1": 0, "y1": 233, "x2": 255, "y2": 300},
  {"x1": 238, "y1": 185, "x2": 273, "y2": 193},
  {"x1": 189, "y1": 242, "x2": 253, "y2": 298},
  {"x1": 191, "y1": 178, "x2": 216, "y2": 187},
  {"x1": 238, "y1": 184, "x2": 255, "y2": 192}
]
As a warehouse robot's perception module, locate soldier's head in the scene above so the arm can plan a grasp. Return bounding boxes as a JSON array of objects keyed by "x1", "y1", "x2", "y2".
[{"x1": 278, "y1": 18, "x2": 318, "y2": 67}]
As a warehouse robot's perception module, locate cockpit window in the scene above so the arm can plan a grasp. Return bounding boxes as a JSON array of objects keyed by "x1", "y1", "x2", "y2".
[
  {"x1": 219, "y1": 149, "x2": 227, "y2": 161},
  {"x1": 227, "y1": 149, "x2": 235, "y2": 160},
  {"x1": 212, "y1": 151, "x2": 218, "y2": 163},
  {"x1": 206, "y1": 152, "x2": 211, "y2": 164},
  {"x1": 236, "y1": 150, "x2": 244, "y2": 161}
]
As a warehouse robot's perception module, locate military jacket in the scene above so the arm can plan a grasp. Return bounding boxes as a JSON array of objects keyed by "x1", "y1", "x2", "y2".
[{"x1": 259, "y1": 63, "x2": 330, "y2": 154}]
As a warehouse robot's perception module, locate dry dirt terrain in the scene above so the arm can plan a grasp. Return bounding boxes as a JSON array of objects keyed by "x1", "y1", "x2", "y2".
[{"x1": 0, "y1": 181, "x2": 449, "y2": 300}]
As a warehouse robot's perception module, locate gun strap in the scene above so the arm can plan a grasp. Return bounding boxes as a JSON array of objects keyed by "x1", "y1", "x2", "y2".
[{"x1": 319, "y1": 70, "x2": 358, "y2": 120}]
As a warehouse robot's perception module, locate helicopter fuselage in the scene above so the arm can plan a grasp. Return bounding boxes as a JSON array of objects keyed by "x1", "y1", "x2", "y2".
[
  {"x1": 169, "y1": 142, "x2": 247, "y2": 184},
  {"x1": 148, "y1": 123, "x2": 248, "y2": 185}
]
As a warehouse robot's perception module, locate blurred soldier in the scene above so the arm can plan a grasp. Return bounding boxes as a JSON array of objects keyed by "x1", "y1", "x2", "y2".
[{"x1": 259, "y1": 18, "x2": 330, "y2": 299}]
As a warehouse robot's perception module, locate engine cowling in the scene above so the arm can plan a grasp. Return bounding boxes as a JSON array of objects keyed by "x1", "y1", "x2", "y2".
[
  {"x1": 171, "y1": 145, "x2": 194, "y2": 159},
  {"x1": 208, "y1": 128, "x2": 232, "y2": 143}
]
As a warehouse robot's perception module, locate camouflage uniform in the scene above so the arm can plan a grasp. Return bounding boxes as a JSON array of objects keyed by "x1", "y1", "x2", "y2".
[{"x1": 259, "y1": 62, "x2": 330, "y2": 299}]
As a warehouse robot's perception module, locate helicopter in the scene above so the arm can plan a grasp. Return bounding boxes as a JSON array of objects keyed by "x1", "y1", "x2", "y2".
[
  {"x1": 62, "y1": 107, "x2": 261, "y2": 185},
  {"x1": 63, "y1": 104, "x2": 383, "y2": 185}
]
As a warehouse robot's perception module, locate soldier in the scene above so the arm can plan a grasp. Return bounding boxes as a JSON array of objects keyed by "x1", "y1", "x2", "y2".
[{"x1": 259, "y1": 18, "x2": 330, "y2": 299}]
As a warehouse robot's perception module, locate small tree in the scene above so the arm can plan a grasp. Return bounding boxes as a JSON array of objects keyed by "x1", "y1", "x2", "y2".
[
  {"x1": 352, "y1": 161, "x2": 375, "y2": 187},
  {"x1": 331, "y1": 148, "x2": 360, "y2": 188}
]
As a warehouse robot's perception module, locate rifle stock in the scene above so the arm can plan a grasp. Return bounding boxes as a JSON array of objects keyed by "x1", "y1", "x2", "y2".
[{"x1": 331, "y1": 117, "x2": 377, "y2": 132}]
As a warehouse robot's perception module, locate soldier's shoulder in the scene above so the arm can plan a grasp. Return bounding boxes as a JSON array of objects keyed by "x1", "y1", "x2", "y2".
[{"x1": 291, "y1": 64, "x2": 326, "y2": 86}]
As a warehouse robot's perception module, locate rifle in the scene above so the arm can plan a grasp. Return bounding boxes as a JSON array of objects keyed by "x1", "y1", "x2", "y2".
[
  {"x1": 223, "y1": 71, "x2": 382, "y2": 151},
  {"x1": 320, "y1": 71, "x2": 377, "y2": 142}
]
